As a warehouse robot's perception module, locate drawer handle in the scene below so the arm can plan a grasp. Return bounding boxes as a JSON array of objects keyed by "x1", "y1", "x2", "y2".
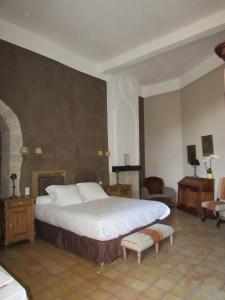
[
  {"x1": 9, "y1": 224, "x2": 13, "y2": 227},
  {"x1": 19, "y1": 201, "x2": 22, "y2": 205}
]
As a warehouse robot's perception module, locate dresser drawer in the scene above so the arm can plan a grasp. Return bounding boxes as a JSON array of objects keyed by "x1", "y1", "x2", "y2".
[
  {"x1": 5, "y1": 199, "x2": 32, "y2": 209},
  {"x1": 107, "y1": 184, "x2": 132, "y2": 198}
]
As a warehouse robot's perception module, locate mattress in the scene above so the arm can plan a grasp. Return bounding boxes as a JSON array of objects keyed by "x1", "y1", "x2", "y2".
[{"x1": 35, "y1": 197, "x2": 170, "y2": 241}]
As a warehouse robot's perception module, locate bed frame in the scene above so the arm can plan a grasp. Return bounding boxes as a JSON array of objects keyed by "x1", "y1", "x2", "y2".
[
  {"x1": 33, "y1": 169, "x2": 151, "y2": 264},
  {"x1": 33, "y1": 169, "x2": 123, "y2": 264}
]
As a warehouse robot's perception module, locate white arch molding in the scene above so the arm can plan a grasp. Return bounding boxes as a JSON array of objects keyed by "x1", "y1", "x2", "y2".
[{"x1": 0, "y1": 99, "x2": 23, "y2": 198}]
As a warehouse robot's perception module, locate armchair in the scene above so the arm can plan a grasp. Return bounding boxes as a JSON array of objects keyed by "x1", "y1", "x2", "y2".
[{"x1": 141, "y1": 177, "x2": 175, "y2": 208}]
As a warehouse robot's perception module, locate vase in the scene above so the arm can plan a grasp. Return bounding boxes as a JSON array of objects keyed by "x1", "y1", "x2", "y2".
[{"x1": 207, "y1": 173, "x2": 213, "y2": 179}]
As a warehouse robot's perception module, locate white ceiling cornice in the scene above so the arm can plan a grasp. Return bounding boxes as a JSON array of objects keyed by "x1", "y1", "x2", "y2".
[
  {"x1": 0, "y1": 18, "x2": 105, "y2": 80},
  {"x1": 99, "y1": 10, "x2": 225, "y2": 74},
  {"x1": 139, "y1": 79, "x2": 180, "y2": 98},
  {"x1": 0, "y1": 9, "x2": 224, "y2": 95},
  {"x1": 140, "y1": 54, "x2": 224, "y2": 98}
]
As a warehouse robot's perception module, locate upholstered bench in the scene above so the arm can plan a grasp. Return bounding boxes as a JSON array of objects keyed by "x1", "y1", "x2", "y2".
[{"x1": 121, "y1": 224, "x2": 174, "y2": 264}]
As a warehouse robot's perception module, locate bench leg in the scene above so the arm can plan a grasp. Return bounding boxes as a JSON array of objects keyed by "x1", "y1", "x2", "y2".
[
  {"x1": 170, "y1": 234, "x2": 173, "y2": 246},
  {"x1": 137, "y1": 251, "x2": 141, "y2": 264},
  {"x1": 122, "y1": 246, "x2": 127, "y2": 260},
  {"x1": 155, "y1": 243, "x2": 159, "y2": 254}
]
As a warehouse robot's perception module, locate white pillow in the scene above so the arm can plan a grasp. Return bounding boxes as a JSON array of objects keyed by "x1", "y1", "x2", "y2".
[
  {"x1": 45, "y1": 185, "x2": 82, "y2": 206},
  {"x1": 36, "y1": 195, "x2": 52, "y2": 205},
  {"x1": 76, "y1": 182, "x2": 108, "y2": 201}
]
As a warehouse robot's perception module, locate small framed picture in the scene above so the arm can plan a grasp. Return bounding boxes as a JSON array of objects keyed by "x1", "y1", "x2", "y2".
[
  {"x1": 201, "y1": 135, "x2": 214, "y2": 156},
  {"x1": 187, "y1": 145, "x2": 196, "y2": 164}
]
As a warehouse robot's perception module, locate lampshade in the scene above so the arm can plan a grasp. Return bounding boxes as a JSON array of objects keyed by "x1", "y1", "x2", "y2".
[
  {"x1": 97, "y1": 150, "x2": 104, "y2": 156},
  {"x1": 35, "y1": 147, "x2": 43, "y2": 155},
  {"x1": 104, "y1": 151, "x2": 110, "y2": 157},
  {"x1": 191, "y1": 159, "x2": 200, "y2": 166},
  {"x1": 20, "y1": 146, "x2": 29, "y2": 154}
]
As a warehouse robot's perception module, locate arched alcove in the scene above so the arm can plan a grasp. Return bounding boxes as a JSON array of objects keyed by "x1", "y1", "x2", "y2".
[{"x1": 0, "y1": 99, "x2": 23, "y2": 198}]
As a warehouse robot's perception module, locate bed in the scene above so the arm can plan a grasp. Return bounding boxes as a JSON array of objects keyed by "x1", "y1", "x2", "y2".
[{"x1": 33, "y1": 169, "x2": 170, "y2": 264}]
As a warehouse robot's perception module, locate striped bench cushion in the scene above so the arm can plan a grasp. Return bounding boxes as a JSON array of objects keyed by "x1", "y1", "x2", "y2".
[{"x1": 121, "y1": 224, "x2": 174, "y2": 252}]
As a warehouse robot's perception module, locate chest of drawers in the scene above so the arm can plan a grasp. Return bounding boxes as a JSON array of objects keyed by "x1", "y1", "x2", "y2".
[
  {"x1": 1, "y1": 197, "x2": 35, "y2": 246},
  {"x1": 106, "y1": 184, "x2": 132, "y2": 198}
]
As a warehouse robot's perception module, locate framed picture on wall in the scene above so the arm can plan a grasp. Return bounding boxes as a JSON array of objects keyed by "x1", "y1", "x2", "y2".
[
  {"x1": 187, "y1": 145, "x2": 196, "y2": 164},
  {"x1": 201, "y1": 135, "x2": 214, "y2": 156}
]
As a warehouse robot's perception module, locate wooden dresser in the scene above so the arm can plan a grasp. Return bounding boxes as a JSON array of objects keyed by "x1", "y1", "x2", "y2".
[
  {"x1": 106, "y1": 184, "x2": 132, "y2": 198},
  {"x1": 1, "y1": 196, "x2": 35, "y2": 246},
  {"x1": 178, "y1": 177, "x2": 214, "y2": 215}
]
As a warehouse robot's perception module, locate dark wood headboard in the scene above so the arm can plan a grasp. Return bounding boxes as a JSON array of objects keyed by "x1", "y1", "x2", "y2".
[
  {"x1": 32, "y1": 169, "x2": 99, "y2": 199},
  {"x1": 74, "y1": 168, "x2": 99, "y2": 183},
  {"x1": 32, "y1": 170, "x2": 69, "y2": 198}
]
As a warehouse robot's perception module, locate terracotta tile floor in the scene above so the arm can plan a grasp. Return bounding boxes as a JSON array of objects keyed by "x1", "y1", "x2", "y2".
[{"x1": 1, "y1": 210, "x2": 225, "y2": 300}]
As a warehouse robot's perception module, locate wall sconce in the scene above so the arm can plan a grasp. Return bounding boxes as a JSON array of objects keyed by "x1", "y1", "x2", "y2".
[
  {"x1": 20, "y1": 146, "x2": 43, "y2": 160},
  {"x1": 97, "y1": 150, "x2": 104, "y2": 156},
  {"x1": 104, "y1": 151, "x2": 110, "y2": 157},
  {"x1": 97, "y1": 150, "x2": 110, "y2": 157},
  {"x1": 20, "y1": 146, "x2": 29, "y2": 160},
  {"x1": 34, "y1": 147, "x2": 43, "y2": 159}
]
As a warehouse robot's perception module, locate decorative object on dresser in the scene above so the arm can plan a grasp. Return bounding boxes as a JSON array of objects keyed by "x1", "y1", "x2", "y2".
[
  {"x1": 107, "y1": 184, "x2": 132, "y2": 198},
  {"x1": 9, "y1": 173, "x2": 17, "y2": 199},
  {"x1": 112, "y1": 165, "x2": 141, "y2": 185},
  {"x1": 141, "y1": 177, "x2": 175, "y2": 208},
  {"x1": 178, "y1": 177, "x2": 214, "y2": 215},
  {"x1": 2, "y1": 196, "x2": 34, "y2": 246},
  {"x1": 203, "y1": 154, "x2": 218, "y2": 179},
  {"x1": 190, "y1": 158, "x2": 200, "y2": 177}
]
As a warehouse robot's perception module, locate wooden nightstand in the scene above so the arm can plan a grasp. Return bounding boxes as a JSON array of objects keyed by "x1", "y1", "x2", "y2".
[
  {"x1": 2, "y1": 196, "x2": 35, "y2": 246},
  {"x1": 106, "y1": 184, "x2": 132, "y2": 198}
]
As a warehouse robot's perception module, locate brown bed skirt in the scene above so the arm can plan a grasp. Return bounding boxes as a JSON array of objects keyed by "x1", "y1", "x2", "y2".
[{"x1": 35, "y1": 219, "x2": 157, "y2": 264}]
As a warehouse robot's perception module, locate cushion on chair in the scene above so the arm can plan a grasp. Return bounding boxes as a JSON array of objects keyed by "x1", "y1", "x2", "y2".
[
  {"x1": 144, "y1": 177, "x2": 164, "y2": 194},
  {"x1": 202, "y1": 201, "x2": 225, "y2": 211},
  {"x1": 217, "y1": 178, "x2": 225, "y2": 200}
]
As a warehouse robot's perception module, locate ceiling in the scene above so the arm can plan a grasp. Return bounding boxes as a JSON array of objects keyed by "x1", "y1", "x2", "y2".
[{"x1": 0, "y1": 0, "x2": 225, "y2": 96}]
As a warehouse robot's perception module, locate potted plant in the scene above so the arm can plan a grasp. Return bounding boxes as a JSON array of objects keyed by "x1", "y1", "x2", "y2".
[{"x1": 203, "y1": 155, "x2": 218, "y2": 179}]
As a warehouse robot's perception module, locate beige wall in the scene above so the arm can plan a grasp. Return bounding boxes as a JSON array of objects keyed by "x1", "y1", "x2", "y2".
[
  {"x1": 144, "y1": 91, "x2": 183, "y2": 193},
  {"x1": 144, "y1": 66, "x2": 225, "y2": 196},
  {"x1": 181, "y1": 66, "x2": 225, "y2": 193}
]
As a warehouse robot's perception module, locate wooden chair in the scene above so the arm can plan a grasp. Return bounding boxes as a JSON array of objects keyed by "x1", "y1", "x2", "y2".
[{"x1": 201, "y1": 177, "x2": 225, "y2": 227}]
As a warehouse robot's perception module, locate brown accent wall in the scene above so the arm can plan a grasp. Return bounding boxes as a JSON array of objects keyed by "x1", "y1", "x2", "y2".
[{"x1": 0, "y1": 39, "x2": 109, "y2": 193}]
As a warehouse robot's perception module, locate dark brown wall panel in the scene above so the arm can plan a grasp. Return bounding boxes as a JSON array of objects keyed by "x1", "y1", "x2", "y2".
[
  {"x1": 139, "y1": 96, "x2": 145, "y2": 193},
  {"x1": 0, "y1": 39, "x2": 109, "y2": 193}
]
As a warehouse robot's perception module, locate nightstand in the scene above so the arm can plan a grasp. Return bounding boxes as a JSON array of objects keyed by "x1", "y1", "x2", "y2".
[
  {"x1": 106, "y1": 184, "x2": 132, "y2": 198},
  {"x1": 2, "y1": 196, "x2": 35, "y2": 246}
]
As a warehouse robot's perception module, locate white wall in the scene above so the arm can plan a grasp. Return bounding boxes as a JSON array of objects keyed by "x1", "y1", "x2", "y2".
[
  {"x1": 181, "y1": 66, "x2": 225, "y2": 194},
  {"x1": 144, "y1": 66, "x2": 225, "y2": 196},
  {"x1": 107, "y1": 73, "x2": 140, "y2": 197},
  {"x1": 144, "y1": 91, "x2": 183, "y2": 193}
]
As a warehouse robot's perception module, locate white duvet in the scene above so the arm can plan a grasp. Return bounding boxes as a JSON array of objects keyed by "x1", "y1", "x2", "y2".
[{"x1": 35, "y1": 197, "x2": 170, "y2": 241}]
